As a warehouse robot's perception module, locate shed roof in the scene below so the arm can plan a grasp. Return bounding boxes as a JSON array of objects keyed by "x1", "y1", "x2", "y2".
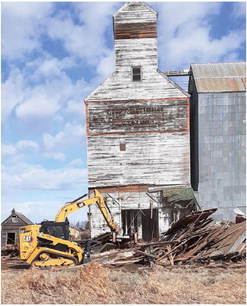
[{"x1": 190, "y1": 62, "x2": 246, "y2": 93}]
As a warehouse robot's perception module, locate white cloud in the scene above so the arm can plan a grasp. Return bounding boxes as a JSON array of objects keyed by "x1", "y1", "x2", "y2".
[
  {"x1": 2, "y1": 141, "x2": 38, "y2": 160},
  {"x1": 66, "y1": 100, "x2": 84, "y2": 116},
  {"x1": 2, "y1": 144, "x2": 17, "y2": 157},
  {"x1": 2, "y1": 55, "x2": 91, "y2": 122},
  {"x1": 69, "y1": 159, "x2": 84, "y2": 167},
  {"x1": 96, "y1": 49, "x2": 115, "y2": 81},
  {"x1": 232, "y1": 2, "x2": 246, "y2": 18},
  {"x1": 1, "y1": 200, "x2": 65, "y2": 224},
  {"x1": 2, "y1": 198, "x2": 89, "y2": 224},
  {"x1": 43, "y1": 122, "x2": 85, "y2": 152},
  {"x1": 43, "y1": 152, "x2": 66, "y2": 163},
  {"x1": 2, "y1": 163, "x2": 88, "y2": 192},
  {"x1": 16, "y1": 140, "x2": 39, "y2": 151},
  {"x1": 33, "y1": 56, "x2": 77, "y2": 79},
  {"x1": 154, "y1": 2, "x2": 245, "y2": 69},
  {"x1": 1, "y1": 2, "x2": 54, "y2": 60},
  {"x1": 15, "y1": 86, "x2": 61, "y2": 120},
  {"x1": 1, "y1": 67, "x2": 26, "y2": 121},
  {"x1": 46, "y1": 2, "x2": 119, "y2": 66}
]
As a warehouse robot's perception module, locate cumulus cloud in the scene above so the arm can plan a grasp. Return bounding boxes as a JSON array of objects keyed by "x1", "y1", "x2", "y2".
[
  {"x1": 43, "y1": 152, "x2": 66, "y2": 163},
  {"x1": 2, "y1": 141, "x2": 39, "y2": 161},
  {"x1": 96, "y1": 49, "x2": 115, "y2": 81},
  {"x1": 1, "y1": 2, "x2": 54, "y2": 60},
  {"x1": 46, "y1": 2, "x2": 120, "y2": 66},
  {"x1": 2, "y1": 163, "x2": 88, "y2": 192},
  {"x1": 154, "y1": 2, "x2": 245, "y2": 69},
  {"x1": 16, "y1": 140, "x2": 39, "y2": 151},
  {"x1": 43, "y1": 122, "x2": 85, "y2": 152},
  {"x1": 15, "y1": 86, "x2": 61, "y2": 120},
  {"x1": 2, "y1": 144, "x2": 17, "y2": 157},
  {"x1": 1, "y1": 198, "x2": 89, "y2": 224},
  {"x1": 69, "y1": 159, "x2": 84, "y2": 167},
  {"x1": 1, "y1": 200, "x2": 68, "y2": 224},
  {"x1": 232, "y1": 2, "x2": 246, "y2": 18},
  {"x1": 2, "y1": 56, "x2": 90, "y2": 122},
  {"x1": 1, "y1": 67, "x2": 26, "y2": 121}
]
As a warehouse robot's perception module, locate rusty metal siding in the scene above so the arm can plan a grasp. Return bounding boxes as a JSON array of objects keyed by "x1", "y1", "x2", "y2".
[{"x1": 191, "y1": 62, "x2": 246, "y2": 93}]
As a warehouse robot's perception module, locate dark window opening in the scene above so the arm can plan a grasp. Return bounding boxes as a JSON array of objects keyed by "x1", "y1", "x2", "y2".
[
  {"x1": 7, "y1": 232, "x2": 16, "y2": 244},
  {"x1": 132, "y1": 67, "x2": 141, "y2": 81},
  {"x1": 120, "y1": 143, "x2": 126, "y2": 151}
]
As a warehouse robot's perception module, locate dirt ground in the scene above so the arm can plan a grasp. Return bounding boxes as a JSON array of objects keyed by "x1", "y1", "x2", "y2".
[{"x1": 1, "y1": 257, "x2": 246, "y2": 304}]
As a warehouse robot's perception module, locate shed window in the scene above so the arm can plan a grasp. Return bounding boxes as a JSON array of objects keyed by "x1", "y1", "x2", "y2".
[{"x1": 132, "y1": 67, "x2": 141, "y2": 81}]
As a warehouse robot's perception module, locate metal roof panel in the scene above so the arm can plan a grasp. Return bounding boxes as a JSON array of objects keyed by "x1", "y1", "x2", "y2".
[{"x1": 191, "y1": 62, "x2": 246, "y2": 92}]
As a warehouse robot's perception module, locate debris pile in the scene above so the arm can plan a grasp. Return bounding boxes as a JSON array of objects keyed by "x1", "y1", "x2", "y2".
[{"x1": 93, "y1": 209, "x2": 246, "y2": 266}]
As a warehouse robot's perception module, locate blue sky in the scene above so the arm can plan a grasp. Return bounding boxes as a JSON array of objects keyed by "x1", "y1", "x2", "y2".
[{"x1": 1, "y1": 1, "x2": 246, "y2": 224}]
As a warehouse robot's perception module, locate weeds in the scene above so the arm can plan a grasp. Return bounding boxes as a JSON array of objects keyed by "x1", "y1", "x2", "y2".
[{"x1": 1, "y1": 262, "x2": 246, "y2": 304}]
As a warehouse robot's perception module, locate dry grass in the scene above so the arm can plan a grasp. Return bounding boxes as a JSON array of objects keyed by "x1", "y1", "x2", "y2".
[{"x1": 1, "y1": 262, "x2": 246, "y2": 304}]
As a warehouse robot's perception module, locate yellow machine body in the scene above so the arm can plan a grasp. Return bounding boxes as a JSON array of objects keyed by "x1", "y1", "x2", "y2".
[{"x1": 19, "y1": 190, "x2": 118, "y2": 267}]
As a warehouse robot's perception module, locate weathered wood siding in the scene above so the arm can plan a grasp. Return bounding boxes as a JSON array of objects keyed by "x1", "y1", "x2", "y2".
[
  {"x1": 86, "y1": 68, "x2": 188, "y2": 102},
  {"x1": 113, "y1": 2, "x2": 157, "y2": 24},
  {"x1": 115, "y1": 38, "x2": 157, "y2": 69},
  {"x1": 1, "y1": 216, "x2": 29, "y2": 247},
  {"x1": 86, "y1": 3, "x2": 188, "y2": 102},
  {"x1": 87, "y1": 99, "x2": 189, "y2": 135},
  {"x1": 87, "y1": 132, "x2": 190, "y2": 188},
  {"x1": 89, "y1": 189, "x2": 172, "y2": 238},
  {"x1": 114, "y1": 22, "x2": 157, "y2": 39},
  {"x1": 85, "y1": 2, "x2": 191, "y2": 238}
]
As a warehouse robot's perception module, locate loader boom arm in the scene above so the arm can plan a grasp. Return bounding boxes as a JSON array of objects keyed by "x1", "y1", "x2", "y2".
[{"x1": 55, "y1": 189, "x2": 119, "y2": 233}]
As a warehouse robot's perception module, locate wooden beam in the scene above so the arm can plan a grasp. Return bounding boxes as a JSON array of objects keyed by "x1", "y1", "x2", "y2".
[{"x1": 162, "y1": 70, "x2": 191, "y2": 77}]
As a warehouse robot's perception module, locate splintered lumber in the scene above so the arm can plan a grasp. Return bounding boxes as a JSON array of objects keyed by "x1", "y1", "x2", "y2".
[
  {"x1": 156, "y1": 213, "x2": 245, "y2": 264},
  {"x1": 91, "y1": 210, "x2": 246, "y2": 267}
]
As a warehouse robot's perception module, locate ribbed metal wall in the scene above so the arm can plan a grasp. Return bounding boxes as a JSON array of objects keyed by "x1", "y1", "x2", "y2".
[{"x1": 190, "y1": 62, "x2": 246, "y2": 221}]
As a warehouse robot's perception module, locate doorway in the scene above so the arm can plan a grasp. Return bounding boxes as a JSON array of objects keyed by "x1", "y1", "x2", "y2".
[
  {"x1": 142, "y1": 209, "x2": 159, "y2": 241},
  {"x1": 7, "y1": 232, "x2": 16, "y2": 245},
  {"x1": 121, "y1": 208, "x2": 159, "y2": 241}
]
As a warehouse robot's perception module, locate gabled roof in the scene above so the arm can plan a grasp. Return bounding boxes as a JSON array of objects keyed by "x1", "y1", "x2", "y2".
[
  {"x1": 114, "y1": 2, "x2": 157, "y2": 22},
  {"x1": 190, "y1": 62, "x2": 246, "y2": 93},
  {"x1": 1, "y1": 209, "x2": 34, "y2": 225}
]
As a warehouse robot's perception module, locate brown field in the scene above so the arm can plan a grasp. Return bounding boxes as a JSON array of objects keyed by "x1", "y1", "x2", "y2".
[{"x1": 1, "y1": 261, "x2": 246, "y2": 304}]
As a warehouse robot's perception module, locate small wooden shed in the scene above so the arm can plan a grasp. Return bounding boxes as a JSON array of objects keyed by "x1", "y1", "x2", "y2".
[{"x1": 1, "y1": 209, "x2": 34, "y2": 247}]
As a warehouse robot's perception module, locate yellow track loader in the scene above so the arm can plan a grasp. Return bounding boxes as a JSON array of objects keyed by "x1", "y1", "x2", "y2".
[{"x1": 19, "y1": 190, "x2": 119, "y2": 268}]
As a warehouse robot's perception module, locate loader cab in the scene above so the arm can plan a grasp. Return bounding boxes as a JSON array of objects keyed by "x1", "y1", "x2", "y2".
[{"x1": 40, "y1": 220, "x2": 70, "y2": 240}]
